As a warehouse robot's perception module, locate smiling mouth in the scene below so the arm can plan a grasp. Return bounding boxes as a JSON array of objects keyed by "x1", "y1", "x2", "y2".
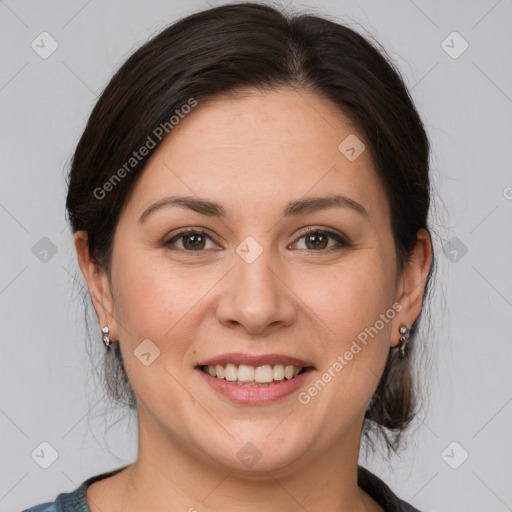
[{"x1": 199, "y1": 363, "x2": 308, "y2": 386}]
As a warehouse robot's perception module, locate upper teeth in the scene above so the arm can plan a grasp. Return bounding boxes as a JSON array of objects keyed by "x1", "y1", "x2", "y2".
[{"x1": 203, "y1": 364, "x2": 302, "y2": 383}]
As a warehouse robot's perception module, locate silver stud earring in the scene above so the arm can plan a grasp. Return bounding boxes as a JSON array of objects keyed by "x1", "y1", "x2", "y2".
[
  {"x1": 397, "y1": 324, "x2": 409, "y2": 358},
  {"x1": 101, "y1": 325, "x2": 111, "y2": 348}
]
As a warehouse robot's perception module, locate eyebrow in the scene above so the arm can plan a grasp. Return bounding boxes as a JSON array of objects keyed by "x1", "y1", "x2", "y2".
[{"x1": 138, "y1": 193, "x2": 369, "y2": 223}]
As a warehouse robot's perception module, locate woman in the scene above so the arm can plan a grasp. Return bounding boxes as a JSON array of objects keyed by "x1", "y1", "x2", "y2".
[{"x1": 23, "y1": 2, "x2": 434, "y2": 511}]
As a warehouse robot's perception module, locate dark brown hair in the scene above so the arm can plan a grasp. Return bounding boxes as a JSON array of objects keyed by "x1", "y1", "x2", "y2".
[{"x1": 66, "y1": 1, "x2": 435, "y2": 455}]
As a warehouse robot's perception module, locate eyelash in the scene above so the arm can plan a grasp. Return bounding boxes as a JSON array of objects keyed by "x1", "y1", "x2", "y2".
[{"x1": 163, "y1": 227, "x2": 351, "y2": 255}]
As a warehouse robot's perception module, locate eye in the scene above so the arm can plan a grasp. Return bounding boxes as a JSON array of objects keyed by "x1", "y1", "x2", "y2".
[
  {"x1": 164, "y1": 229, "x2": 219, "y2": 252},
  {"x1": 290, "y1": 228, "x2": 350, "y2": 252},
  {"x1": 163, "y1": 227, "x2": 350, "y2": 254}
]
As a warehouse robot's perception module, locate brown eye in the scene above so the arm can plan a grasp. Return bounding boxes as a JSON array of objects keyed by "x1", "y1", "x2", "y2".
[
  {"x1": 304, "y1": 232, "x2": 329, "y2": 250},
  {"x1": 182, "y1": 233, "x2": 206, "y2": 250},
  {"x1": 164, "y1": 230, "x2": 217, "y2": 252},
  {"x1": 292, "y1": 229, "x2": 349, "y2": 252}
]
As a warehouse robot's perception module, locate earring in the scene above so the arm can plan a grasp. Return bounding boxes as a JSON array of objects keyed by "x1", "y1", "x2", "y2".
[
  {"x1": 397, "y1": 324, "x2": 409, "y2": 358},
  {"x1": 101, "y1": 325, "x2": 111, "y2": 348}
]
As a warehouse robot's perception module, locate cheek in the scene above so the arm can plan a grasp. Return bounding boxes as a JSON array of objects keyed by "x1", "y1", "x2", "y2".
[
  {"x1": 293, "y1": 249, "x2": 396, "y2": 407},
  {"x1": 110, "y1": 252, "x2": 203, "y2": 412},
  {"x1": 111, "y1": 250, "x2": 198, "y2": 349},
  {"x1": 296, "y1": 250, "x2": 397, "y2": 343}
]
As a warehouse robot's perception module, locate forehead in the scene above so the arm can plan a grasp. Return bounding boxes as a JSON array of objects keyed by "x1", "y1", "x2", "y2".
[{"x1": 120, "y1": 87, "x2": 390, "y2": 225}]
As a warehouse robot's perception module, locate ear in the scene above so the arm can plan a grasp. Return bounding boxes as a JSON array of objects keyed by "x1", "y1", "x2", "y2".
[
  {"x1": 391, "y1": 228, "x2": 433, "y2": 347},
  {"x1": 74, "y1": 230, "x2": 118, "y2": 340}
]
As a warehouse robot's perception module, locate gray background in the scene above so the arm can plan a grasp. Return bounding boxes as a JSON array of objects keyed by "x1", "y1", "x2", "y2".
[{"x1": 1, "y1": 1, "x2": 511, "y2": 511}]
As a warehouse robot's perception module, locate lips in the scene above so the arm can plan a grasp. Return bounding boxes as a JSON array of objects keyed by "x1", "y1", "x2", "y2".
[{"x1": 195, "y1": 353, "x2": 315, "y2": 404}]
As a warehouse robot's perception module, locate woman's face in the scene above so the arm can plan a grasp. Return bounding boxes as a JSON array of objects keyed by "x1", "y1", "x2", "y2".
[{"x1": 83, "y1": 87, "x2": 426, "y2": 474}]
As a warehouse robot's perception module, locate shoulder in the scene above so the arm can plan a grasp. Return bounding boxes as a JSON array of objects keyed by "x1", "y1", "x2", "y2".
[
  {"x1": 20, "y1": 479, "x2": 89, "y2": 512},
  {"x1": 357, "y1": 465, "x2": 422, "y2": 512},
  {"x1": 21, "y1": 467, "x2": 128, "y2": 512},
  {"x1": 21, "y1": 504, "x2": 58, "y2": 512}
]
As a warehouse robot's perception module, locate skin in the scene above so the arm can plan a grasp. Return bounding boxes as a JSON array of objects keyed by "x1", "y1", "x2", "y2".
[{"x1": 75, "y1": 86, "x2": 432, "y2": 512}]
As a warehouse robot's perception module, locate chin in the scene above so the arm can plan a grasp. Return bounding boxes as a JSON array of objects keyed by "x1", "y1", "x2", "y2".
[{"x1": 196, "y1": 429, "x2": 310, "y2": 475}]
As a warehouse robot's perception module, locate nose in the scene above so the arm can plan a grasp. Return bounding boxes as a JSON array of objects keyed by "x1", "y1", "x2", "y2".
[{"x1": 214, "y1": 245, "x2": 297, "y2": 335}]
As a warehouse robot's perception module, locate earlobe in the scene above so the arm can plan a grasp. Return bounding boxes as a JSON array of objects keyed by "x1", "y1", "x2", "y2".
[{"x1": 74, "y1": 231, "x2": 117, "y2": 338}]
